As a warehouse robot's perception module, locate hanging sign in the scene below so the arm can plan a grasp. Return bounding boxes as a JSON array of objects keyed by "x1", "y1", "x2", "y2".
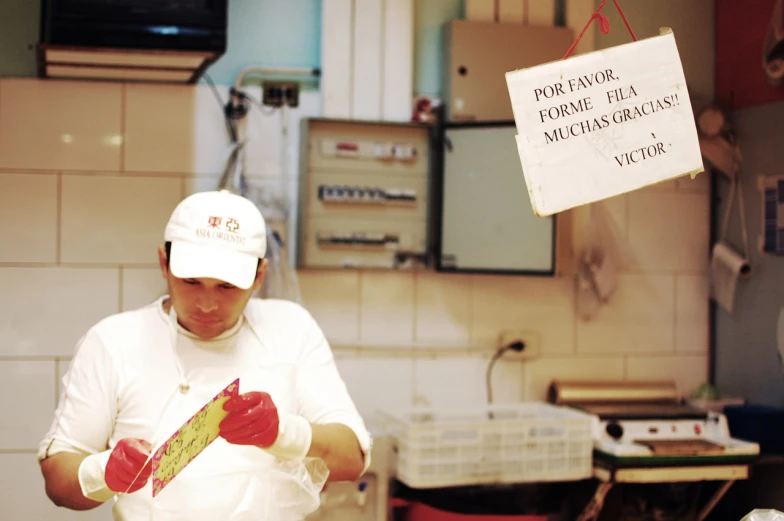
[{"x1": 505, "y1": 27, "x2": 704, "y2": 217}]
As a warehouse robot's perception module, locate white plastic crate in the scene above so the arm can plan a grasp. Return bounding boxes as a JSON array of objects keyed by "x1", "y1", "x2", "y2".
[{"x1": 378, "y1": 402, "x2": 594, "y2": 488}]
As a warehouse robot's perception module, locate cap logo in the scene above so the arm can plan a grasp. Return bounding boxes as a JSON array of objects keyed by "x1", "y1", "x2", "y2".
[
  {"x1": 206, "y1": 216, "x2": 240, "y2": 231},
  {"x1": 195, "y1": 215, "x2": 246, "y2": 244}
]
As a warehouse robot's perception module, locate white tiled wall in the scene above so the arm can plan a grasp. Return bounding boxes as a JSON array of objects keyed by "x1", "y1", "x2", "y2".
[{"x1": 0, "y1": 77, "x2": 710, "y2": 519}]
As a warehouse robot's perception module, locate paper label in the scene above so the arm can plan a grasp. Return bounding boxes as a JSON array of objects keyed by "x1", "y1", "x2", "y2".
[
  {"x1": 151, "y1": 378, "x2": 240, "y2": 497},
  {"x1": 505, "y1": 29, "x2": 704, "y2": 216}
]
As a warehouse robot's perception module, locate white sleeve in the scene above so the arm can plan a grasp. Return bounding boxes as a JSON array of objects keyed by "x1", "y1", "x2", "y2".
[
  {"x1": 38, "y1": 328, "x2": 118, "y2": 461},
  {"x1": 294, "y1": 311, "x2": 373, "y2": 474}
]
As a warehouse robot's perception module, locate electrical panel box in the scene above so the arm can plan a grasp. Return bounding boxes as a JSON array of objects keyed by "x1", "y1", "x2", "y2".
[
  {"x1": 297, "y1": 118, "x2": 432, "y2": 269},
  {"x1": 443, "y1": 20, "x2": 574, "y2": 122},
  {"x1": 435, "y1": 121, "x2": 556, "y2": 275}
]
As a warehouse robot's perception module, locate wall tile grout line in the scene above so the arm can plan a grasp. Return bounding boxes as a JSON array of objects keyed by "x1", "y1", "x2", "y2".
[
  {"x1": 377, "y1": 0, "x2": 386, "y2": 120},
  {"x1": 673, "y1": 274, "x2": 679, "y2": 353},
  {"x1": 572, "y1": 287, "x2": 579, "y2": 355},
  {"x1": 410, "y1": 355, "x2": 417, "y2": 407},
  {"x1": 348, "y1": 0, "x2": 355, "y2": 119},
  {"x1": 56, "y1": 172, "x2": 62, "y2": 264},
  {"x1": 327, "y1": 343, "x2": 682, "y2": 359},
  {"x1": 53, "y1": 358, "x2": 61, "y2": 407},
  {"x1": 619, "y1": 268, "x2": 710, "y2": 276},
  {"x1": 411, "y1": 270, "x2": 419, "y2": 344},
  {"x1": 468, "y1": 274, "x2": 476, "y2": 349},
  {"x1": 0, "y1": 356, "x2": 63, "y2": 362},
  {"x1": 625, "y1": 193, "x2": 631, "y2": 239},
  {"x1": 2, "y1": 166, "x2": 468, "y2": 183},
  {"x1": 356, "y1": 270, "x2": 363, "y2": 344},
  {"x1": 0, "y1": 167, "x2": 192, "y2": 178},
  {"x1": 0, "y1": 262, "x2": 158, "y2": 269},
  {"x1": 118, "y1": 266, "x2": 124, "y2": 313},
  {"x1": 120, "y1": 83, "x2": 127, "y2": 173}
]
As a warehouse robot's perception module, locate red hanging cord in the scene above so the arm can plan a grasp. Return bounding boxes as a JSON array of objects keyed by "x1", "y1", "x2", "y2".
[{"x1": 562, "y1": 0, "x2": 638, "y2": 59}]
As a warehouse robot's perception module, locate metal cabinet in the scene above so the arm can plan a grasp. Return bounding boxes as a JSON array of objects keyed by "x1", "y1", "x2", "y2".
[{"x1": 434, "y1": 121, "x2": 556, "y2": 275}]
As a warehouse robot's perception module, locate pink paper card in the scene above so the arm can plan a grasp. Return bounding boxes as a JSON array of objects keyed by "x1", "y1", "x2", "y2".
[{"x1": 151, "y1": 378, "x2": 240, "y2": 497}]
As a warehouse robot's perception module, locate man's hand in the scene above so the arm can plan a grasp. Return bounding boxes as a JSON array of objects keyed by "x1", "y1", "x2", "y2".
[
  {"x1": 219, "y1": 391, "x2": 280, "y2": 447},
  {"x1": 104, "y1": 438, "x2": 153, "y2": 493}
]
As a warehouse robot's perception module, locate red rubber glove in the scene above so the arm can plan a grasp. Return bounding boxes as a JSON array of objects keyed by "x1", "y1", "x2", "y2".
[
  {"x1": 219, "y1": 391, "x2": 280, "y2": 447},
  {"x1": 104, "y1": 438, "x2": 153, "y2": 493}
]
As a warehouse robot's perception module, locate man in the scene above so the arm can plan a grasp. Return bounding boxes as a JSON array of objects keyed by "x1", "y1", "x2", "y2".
[{"x1": 38, "y1": 190, "x2": 371, "y2": 520}]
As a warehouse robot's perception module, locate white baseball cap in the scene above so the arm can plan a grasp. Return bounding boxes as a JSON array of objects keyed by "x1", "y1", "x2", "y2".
[{"x1": 164, "y1": 190, "x2": 267, "y2": 290}]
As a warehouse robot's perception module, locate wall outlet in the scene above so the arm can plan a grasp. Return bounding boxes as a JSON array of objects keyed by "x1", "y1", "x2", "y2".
[
  {"x1": 496, "y1": 329, "x2": 542, "y2": 361},
  {"x1": 262, "y1": 81, "x2": 300, "y2": 107}
]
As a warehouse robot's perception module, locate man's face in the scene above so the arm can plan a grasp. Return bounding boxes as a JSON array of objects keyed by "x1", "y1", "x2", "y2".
[{"x1": 157, "y1": 245, "x2": 266, "y2": 339}]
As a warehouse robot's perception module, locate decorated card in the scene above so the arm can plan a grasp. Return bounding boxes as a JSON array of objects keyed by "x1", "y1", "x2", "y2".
[{"x1": 151, "y1": 378, "x2": 240, "y2": 497}]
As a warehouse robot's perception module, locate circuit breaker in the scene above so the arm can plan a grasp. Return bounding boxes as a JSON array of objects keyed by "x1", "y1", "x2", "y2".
[{"x1": 297, "y1": 118, "x2": 431, "y2": 269}]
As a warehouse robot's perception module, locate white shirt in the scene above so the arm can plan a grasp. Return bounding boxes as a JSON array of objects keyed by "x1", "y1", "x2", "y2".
[{"x1": 38, "y1": 296, "x2": 372, "y2": 521}]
